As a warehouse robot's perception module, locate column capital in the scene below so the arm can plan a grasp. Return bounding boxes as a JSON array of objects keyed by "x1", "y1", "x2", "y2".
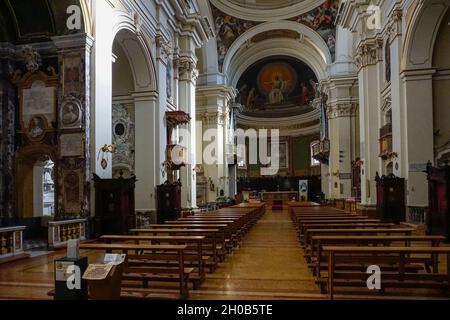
[
  {"x1": 355, "y1": 38, "x2": 383, "y2": 70},
  {"x1": 387, "y1": 8, "x2": 403, "y2": 40},
  {"x1": 199, "y1": 110, "x2": 226, "y2": 126},
  {"x1": 156, "y1": 34, "x2": 172, "y2": 64},
  {"x1": 178, "y1": 57, "x2": 198, "y2": 82},
  {"x1": 327, "y1": 102, "x2": 358, "y2": 119},
  {"x1": 52, "y1": 33, "x2": 95, "y2": 52}
]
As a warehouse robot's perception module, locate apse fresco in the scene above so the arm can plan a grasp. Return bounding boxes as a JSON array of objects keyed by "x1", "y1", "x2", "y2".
[
  {"x1": 211, "y1": 0, "x2": 339, "y2": 70},
  {"x1": 236, "y1": 57, "x2": 318, "y2": 116}
]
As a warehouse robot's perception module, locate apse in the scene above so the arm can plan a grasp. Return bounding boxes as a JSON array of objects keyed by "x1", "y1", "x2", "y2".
[{"x1": 236, "y1": 56, "x2": 318, "y2": 117}]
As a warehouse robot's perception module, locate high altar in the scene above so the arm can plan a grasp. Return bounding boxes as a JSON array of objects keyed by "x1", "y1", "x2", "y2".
[{"x1": 261, "y1": 191, "x2": 299, "y2": 204}]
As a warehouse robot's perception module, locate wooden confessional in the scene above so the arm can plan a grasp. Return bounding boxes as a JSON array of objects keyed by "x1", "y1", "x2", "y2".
[
  {"x1": 426, "y1": 162, "x2": 450, "y2": 241},
  {"x1": 375, "y1": 173, "x2": 406, "y2": 223},
  {"x1": 156, "y1": 181, "x2": 182, "y2": 223},
  {"x1": 92, "y1": 173, "x2": 136, "y2": 236}
]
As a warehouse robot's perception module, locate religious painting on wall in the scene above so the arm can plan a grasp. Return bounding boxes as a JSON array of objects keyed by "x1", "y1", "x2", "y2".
[
  {"x1": 60, "y1": 96, "x2": 82, "y2": 129},
  {"x1": 291, "y1": 0, "x2": 339, "y2": 58},
  {"x1": 211, "y1": 0, "x2": 339, "y2": 70},
  {"x1": 237, "y1": 56, "x2": 318, "y2": 115},
  {"x1": 167, "y1": 56, "x2": 173, "y2": 99},
  {"x1": 26, "y1": 115, "x2": 47, "y2": 141},
  {"x1": 268, "y1": 141, "x2": 289, "y2": 170},
  {"x1": 211, "y1": 5, "x2": 260, "y2": 70},
  {"x1": 259, "y1": 62, "x2": 297, "y2": 105},
  {"x1": 63, "y1": 170, "x2": 83, "y2": 214},
  {"x1": 385, "y1": 42, "x2": 391, "y2": 82},
  {"x1": 63, "y1": 55, "x2": 82, "y2": 95}
]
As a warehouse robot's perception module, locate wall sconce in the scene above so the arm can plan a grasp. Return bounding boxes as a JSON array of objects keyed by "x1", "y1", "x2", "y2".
[
  {"x1": 97, "y1": 144, "x2": 117, "y2": 170},
  {"x1": 332, "y1": 170, "x2": 340, "y2": 177},
  {"x1": 388, "y1": 152, "x2": 398, "y2": 160},
  {"x1": 100, "y1": 144, "x2": 117, "y2": 154}
]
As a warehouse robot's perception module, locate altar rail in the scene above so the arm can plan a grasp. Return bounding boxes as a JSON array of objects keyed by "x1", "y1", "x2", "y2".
[
  {"x1": 48, "y1": 219, "x2": 87, "y2": 249},
  {"x1": 0, "y1": 226, "x2": 28, "y2": 263}
]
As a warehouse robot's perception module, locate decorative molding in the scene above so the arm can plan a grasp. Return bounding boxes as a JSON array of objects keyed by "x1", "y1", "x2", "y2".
[
  {"x1": 178, "y1": 57, "x2": 198, "y2": 82},
  {"x1": 387, "y1": 8, "x2": 403, "y2": 41},
  {"x1": 327, "y1": 103, "x2": 358, "y2": 119},
  {"x1": 355, "y1": 39, "x2": 383, "y2": 69},
  {"x1": 112, "y1": 104, "x2": 135, "y2": 177},
  {"x1": 201, "y1": 111, "x2": 225, "y2": 126},
  {"x1": 156, "y1": 35, "x2": 172, "y2": 63}
]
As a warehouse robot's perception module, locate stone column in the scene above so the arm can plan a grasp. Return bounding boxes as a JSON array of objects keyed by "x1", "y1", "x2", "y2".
[
  {"x1": 401, "y1": 69, "x2": 435, "y2": 207},
  {"x1": 388, "y1": 10, "x2": 406, "y2": 178},
  {"x1": 53, "y1": 33, "x2": 94, "y2": 217},
  {"x1": 327, "y1": 101, "x2": 359, "y2": 199},
  {"x1": 133, "y1": 92, "x2": 159, "y2": 210},
  {"x1": 155, "y1": 35, "x2": 170, "y2": 185},
  {"x1": 196, "y1": 86, "x2": 235, "y2": 202},
  {"x1": 0, "y1": 47, "x2": 17, "y2": 217},
  {"x1": 355, "y1": 39, "x2": 383, "y2": 208},
  {"x1": 178, "y1": 56, "x2": 199, "y2": 208}
]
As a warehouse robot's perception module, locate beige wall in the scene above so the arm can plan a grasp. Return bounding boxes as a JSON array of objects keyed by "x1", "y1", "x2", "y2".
[{"x1": 112, "y1": 42, "x2": 134, "y2": 96}]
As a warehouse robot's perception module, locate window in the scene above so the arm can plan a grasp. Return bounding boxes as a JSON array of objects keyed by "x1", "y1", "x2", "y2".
[
  {"x1": 311, "y1": 141, "x2": 320, "y2": 166},
  {"x1": 42, "y1": 160, "x2": 55, "y2": 216}
]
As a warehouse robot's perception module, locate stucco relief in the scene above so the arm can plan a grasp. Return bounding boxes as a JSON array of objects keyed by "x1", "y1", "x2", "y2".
[{"x1": 112, "y1": 104, "x2": 135, "y2": 177}]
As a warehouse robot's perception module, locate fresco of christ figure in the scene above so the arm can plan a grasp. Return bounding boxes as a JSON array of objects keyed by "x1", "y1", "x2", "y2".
[{"x1": 265, "y1": 74, "x2": 289, "y2": 104}]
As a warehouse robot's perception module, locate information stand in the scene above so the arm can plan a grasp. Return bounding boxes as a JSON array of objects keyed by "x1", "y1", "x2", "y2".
[{"x1": 83, "y1": 254, "x2": 125, "y2": 300}]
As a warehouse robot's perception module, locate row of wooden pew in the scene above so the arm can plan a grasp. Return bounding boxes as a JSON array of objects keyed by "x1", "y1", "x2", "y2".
[
  {"x1": 76, "y1": 203, "x2": 266, "y2": 300},
  {"x1": 290, "y1": 204, "x2": 450, "y2": 299}
]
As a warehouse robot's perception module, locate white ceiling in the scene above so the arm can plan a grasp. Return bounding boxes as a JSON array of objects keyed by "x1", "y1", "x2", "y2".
[
  {"x1": 210, "y1": 0, "x2": 326, "y2": 22},
  {"x1": 227, "y1": 0, "x2": 303, "y2": 10}
]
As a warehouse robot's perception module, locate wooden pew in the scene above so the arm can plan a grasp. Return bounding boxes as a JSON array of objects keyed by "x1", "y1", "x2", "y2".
[
  {"x1": 323, "y1": 246, "x2": 450, "y2": 299},
  {"x1": 166, "y1": 221, "x2": 243, "y2": 247},
  {"x1": 302, "y1": 228, "x2": 415, "y2": 250},
  {"x1": 311, "y1": 235, "x2": 445, "y2": 278},
  {"x1": 298, "y1": 222, "x2": 394, "y2": 242},
  {"x1": 99, "y1": 235, "x2": 207, "y2": 287},
  {"x1": 79, "y1": 243, "x2": 190, "y2": 299},
  {"x1": 129, "y1": 228, "x2": 223, "y2": 265},
  {"x1": 145, "y1": 224, "x2": 234, "y2": 253}
]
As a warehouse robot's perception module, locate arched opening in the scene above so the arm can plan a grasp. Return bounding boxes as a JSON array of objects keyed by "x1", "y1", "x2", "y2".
[
  {"x1": 110, "y1": 27, "x2": 158, "y2": 210},
  {"x1": 433, "y1": 7, "x2": 450, "y2": 166},
  {"x1": 112, "y1": 33, "x2": 136, "y2": 178},
  {"x1": 16, "y1": 151, "x2": 56, "y2": 248}
]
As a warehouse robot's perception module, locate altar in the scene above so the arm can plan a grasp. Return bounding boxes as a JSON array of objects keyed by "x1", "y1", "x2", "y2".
[{"x1": 261, "y1": 191, "x2": 299, "y2": 204}]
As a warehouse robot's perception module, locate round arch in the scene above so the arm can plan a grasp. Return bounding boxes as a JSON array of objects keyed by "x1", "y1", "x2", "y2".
[
  {"x1": 210, "y1": 0, "x2": 329, "y2": 22},
  {"x1": 111, "y1": 12, "x2": 158, "y2": 92},
  {"x1": 223, "y1": 20, "x2": 332, "y2": 74},
  {"x1": 228, "y1": 38, "x2": 328, "y2": 88},
  {"x1": 402, "y1": 0, "x2": 450, "y2": 70}
]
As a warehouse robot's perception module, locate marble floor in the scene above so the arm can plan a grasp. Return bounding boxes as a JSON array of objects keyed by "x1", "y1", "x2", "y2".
[{"x1": 0, "y1": 209, "x2": 448, "y2": 300}]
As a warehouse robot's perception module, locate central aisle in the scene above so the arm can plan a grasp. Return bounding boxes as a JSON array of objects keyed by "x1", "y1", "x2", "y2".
[{"x1": 191, "y1": 208, "x2": 325, "y2": 300}]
